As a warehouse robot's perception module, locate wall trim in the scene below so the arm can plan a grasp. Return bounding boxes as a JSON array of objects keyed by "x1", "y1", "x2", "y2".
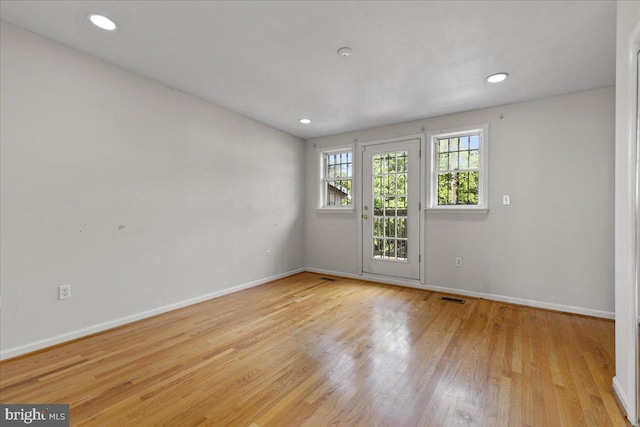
[
  {"x1": 1, "y1": 266, "x2": 614, "y2": 361},
  {"x1": 421, "y1": 282, "x2": 614, "y2": 319},
  {"x1": 305, "y1": 268, "x2": 615, "y2": 319},
  {"x1": 617, "y1": 18, "x2": 640, "y2": 427},
  {"x1": 613, "y1": 376, "x2": 630, "y2": 421},
  {"x1": 0, "y1": 268, "x2": 305, "y2": 361}
]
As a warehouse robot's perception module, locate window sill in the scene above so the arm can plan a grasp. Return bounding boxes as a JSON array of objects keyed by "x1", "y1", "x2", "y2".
[
  {"x1": 317, "y1": 207, "x2": 355, "y2": 214},
  {"x1": 426, "y1": 207, "x2": 489, "y2": 214}
]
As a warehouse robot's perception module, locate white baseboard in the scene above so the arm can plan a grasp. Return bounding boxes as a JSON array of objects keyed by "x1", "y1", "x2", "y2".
[
  {"x1": 421, "y1": 282, "x2": 615, "y2": 319},
  {"x1": 305, "y1": 268, "x2": 615, "y2": 319},
  {"x1": 612, "y1": 377, "x2": 630, "y2": 420},
  {"x1": 0, "y1": 268, "x2": 304, "y2": 361},
  {"x1": 0, "y1": 267, "x2": 614, "y2": 360}
]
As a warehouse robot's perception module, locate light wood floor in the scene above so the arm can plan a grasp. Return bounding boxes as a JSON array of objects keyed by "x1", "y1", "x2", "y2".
[{"x1": 0, "y1": 272, "x2": 628, "y2": 426}]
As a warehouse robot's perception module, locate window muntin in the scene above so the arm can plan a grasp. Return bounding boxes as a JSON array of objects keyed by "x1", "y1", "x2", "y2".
[
  {"x1": 429, "y1": 125, "x2": 488, "y2": 211},
  {"x1": 323, "y1": 150, "x2": 353, "y2": 208}
]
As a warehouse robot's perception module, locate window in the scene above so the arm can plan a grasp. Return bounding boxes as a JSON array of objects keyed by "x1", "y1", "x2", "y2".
[
  {"x1": 428, "y1": 124, "x2": 488, "y2": 212},
  {"x1": 320, "y1": 148, "x2": 353, "y2": 210}
]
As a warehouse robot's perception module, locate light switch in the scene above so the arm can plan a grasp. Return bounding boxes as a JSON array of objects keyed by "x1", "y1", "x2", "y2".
[{"x1": 502, "y1": 195, "x2": 511, "y2": 205}]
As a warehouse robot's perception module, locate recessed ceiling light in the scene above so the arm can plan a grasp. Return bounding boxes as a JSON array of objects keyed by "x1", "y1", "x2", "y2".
[
  {"x1": 87, "y1": 14, "x2": 118, "y2": 31},
  {"x1": 486, "y1": 72, "x2": 509, "y2": 83},
  {"x1": 299, "y1": 118, "x2": 312, "y2": 124},
  {"x1": 337, "y1": 47, "x2": 353, "y2": 57}
]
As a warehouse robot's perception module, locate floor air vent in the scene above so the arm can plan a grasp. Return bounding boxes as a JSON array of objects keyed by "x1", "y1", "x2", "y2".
[
  {"x1": 441, "y1": 296, "x2": 465, "y2": 304},
  {"x1": 320, "y1": 277, "x2": 337, "y2": 282}
]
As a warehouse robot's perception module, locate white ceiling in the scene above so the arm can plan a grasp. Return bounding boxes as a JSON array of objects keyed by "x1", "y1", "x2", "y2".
[{"x1": 0, "y1": 1, "x2": 616, "y2": 140}]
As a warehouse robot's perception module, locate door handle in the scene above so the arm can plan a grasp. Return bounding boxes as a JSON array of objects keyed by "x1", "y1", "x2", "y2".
[{"x1": 362, "y1": 214, "x2": 369, "y2": 219}]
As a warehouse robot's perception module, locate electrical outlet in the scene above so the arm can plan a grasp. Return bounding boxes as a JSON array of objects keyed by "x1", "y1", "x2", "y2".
[
  {"x1": 455, "y1": 257, "x2": 463, "y2": 267},
  {"x1": 266, "y1": 250, "x2": 272, "y2": 259},
  {"x1": 58, "y1": 284, "x2": 71, "y2": 300}
]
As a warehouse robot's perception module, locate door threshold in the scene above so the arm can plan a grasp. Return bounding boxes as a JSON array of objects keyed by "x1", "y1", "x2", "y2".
[{"x1": 360, "y1": 272, "x2": 424, "y2": 289}]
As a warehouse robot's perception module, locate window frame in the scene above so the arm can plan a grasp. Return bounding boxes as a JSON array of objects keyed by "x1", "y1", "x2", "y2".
[
  {"x1": 426, "y1": 123, "x2": 489, "y2": 213},
  {"x1": 317, "y1": 145, "x2": 355, "y2": 213}
]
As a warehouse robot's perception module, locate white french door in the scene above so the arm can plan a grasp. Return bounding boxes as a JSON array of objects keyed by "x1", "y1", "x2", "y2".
[{"x1": 362, "y1": 138, "x2": 421, "y2": 280}]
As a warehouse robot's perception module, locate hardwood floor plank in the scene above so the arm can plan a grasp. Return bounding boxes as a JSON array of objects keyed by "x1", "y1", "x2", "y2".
[{"x1": 0, "y1": 273, "x2": 629, "y2": 426}]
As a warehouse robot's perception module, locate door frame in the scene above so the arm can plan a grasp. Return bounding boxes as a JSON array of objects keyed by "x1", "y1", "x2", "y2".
[
  {"x1": 632, "y1": 26, "x2": 640, "y2": 427},
  {"x1": 356, "y1": 133, "x2": 426, "y2": 285},
  {"x1": 614, "y1": 19, "x2": 640, "y2": 427}
]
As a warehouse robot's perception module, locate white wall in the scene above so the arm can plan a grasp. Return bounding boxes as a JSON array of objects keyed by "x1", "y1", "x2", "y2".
[
  {"x1": 305, "y1": 86, "x2": 615, "y2": 317},
  {"x1": 614, "y1": 1, "x2": 640, "y2": 423},
  {"x1": 0, "y1": 22, "x2": 305, "y2": 358}
]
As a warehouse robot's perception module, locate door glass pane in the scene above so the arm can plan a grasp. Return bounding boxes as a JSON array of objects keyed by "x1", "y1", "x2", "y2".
[
  {"x1": 397, "y1": 196, "x2": 407, "y2": 209},
  {"x1": 397, "y1": 240, "x2": 407, "y2": 259},
  {"x1": 386, "y1": 175, "x2": 396, "y2": 195},
  {"x1": 371, "y1": 151, "x2": 409, "y2": 262},
  {"x1": 373, "y1": 196, "x2": 384, "y2": 216},
  {"x1": 384, "y1": 218, "x2": 395, "y2": 238},
  {"x1": 373, "y1": 238, "x2": 384, "y2": 258},
  {"x1": 385, "y1": 240, "x2": 396, "y2": 258},
  {"x1": 373, "y1": 176, "x2": 383, "y2": 195},
  {"x1": 373, "y1": 217, "x2": 383, "y2": 237},
  {"x1": 386, "y1": 196, "x2": 396, "y2": 209},
  {"x1": 398, "y1": 174, "x2": 407, "y2": 195},
  {"x1": 397, "y1": 217, "x2": 407, "y2": 238},
  {"x1": 373, "y1": 157, "x2": 382, "y2": 175},
  {"x1": 397, "y1": 152, "x2": 407, "y2": 173}
]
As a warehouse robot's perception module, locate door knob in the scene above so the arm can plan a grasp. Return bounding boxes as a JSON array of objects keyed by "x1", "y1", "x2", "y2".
[{"x1": 362, "y1": 214, "x2": 369, "y2": 219}]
